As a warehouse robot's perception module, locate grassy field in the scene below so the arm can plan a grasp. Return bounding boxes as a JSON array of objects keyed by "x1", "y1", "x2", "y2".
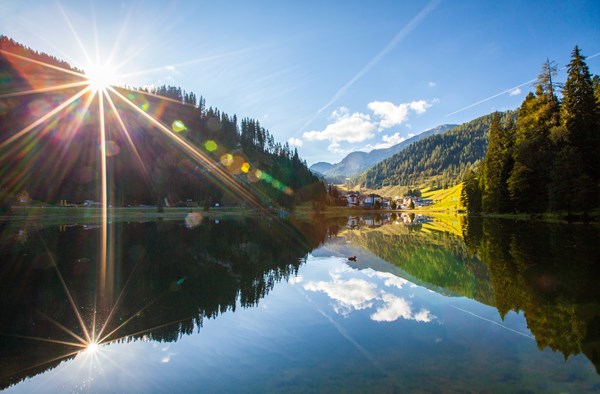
[{"x1": 0, "y1": 206, "x2": 256, "y2": 225}]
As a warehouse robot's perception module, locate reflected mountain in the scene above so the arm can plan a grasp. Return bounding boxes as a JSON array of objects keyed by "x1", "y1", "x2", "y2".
[
  {"x1": 340, "y1": 214, "x2": 495, "y2": 306},
  {"x1": 0, "y1": 216, "x2": 329, "y2": 389}
]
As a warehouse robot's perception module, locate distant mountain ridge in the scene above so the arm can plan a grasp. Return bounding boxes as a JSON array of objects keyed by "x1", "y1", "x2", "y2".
[
  {"x1": 356, "y1": 111, "x2": 517, "y2": 189},
  {"x1": 310, "y1": 124, "x2": 458, "y2": 182}
]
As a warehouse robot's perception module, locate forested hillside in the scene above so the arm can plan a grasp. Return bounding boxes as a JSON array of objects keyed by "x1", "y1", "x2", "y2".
[
  {"x1": 462, "y1": 47, "x2": 600, "y2": 214},
  {"x1": 355, "y1": 112, "x2": 515, "y2": 189},
  {"x1": 311, "y1": 124, "x2": 457, "y2": 183},
  {"x1": 0, "y1": 36, "x2": 324, "y2": 210}
]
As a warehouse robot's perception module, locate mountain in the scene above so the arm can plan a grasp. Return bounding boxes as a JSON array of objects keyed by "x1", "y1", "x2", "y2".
[
  {"x1": 356, "y1": 112, "x2": 516, "y2": 189},
  {"x1": 0, "y1": 36, "x2": 324, "y2": 210},
  {"x1": 310, "y1": 124, "x2": 458, "y2": 182},
  {"x1": 309, "y1": 161, "x2": 335, "y2": 174}
]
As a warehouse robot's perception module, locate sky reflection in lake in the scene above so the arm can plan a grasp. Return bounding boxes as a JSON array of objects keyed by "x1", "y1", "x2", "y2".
[{"x1": 2, "y1": 217, "x2": 599, "y2": 393}]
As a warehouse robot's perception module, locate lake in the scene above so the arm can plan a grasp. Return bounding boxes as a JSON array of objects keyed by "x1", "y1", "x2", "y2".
[{"x1": 1, "y1": 213, "x2": 599, "y2": 392}]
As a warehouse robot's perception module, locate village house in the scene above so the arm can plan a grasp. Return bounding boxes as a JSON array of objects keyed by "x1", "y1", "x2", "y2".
[
  {"x1": 363, "y1": 193, "x2": 382, "y2": 207},
  {"x1": 346, "y1": 192, "x2": 360, "y2": 207}
]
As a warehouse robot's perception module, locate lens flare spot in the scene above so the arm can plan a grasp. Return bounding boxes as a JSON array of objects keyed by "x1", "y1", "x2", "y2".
[
  {"x1": 241, "y1": 162, "x2": 250, "y2": 173},
  {"x1": 105, "y1": 140, "x2": 120, "y2": 157},
  {"x1": 226, "y1": 156, "x2": 245, "y2": 174},
  {"x1": 185, "y1": 212, "x2": 203, "y2": 228},
  {"x1": 140, "y1": 102, "x2": 149, "y2": 111},
  {"x1": 272, "y1": 180, "x2": 281, "y2": 189},
  {"x1": 283, "y1": 187, "x2": 294, "y2": 196},
  {"x1": 28, "y1": 99, "x2": 51, "y2": 117},
  {"x1": 220, "y1": 153, "x2": 233, "y2": 166},
  {"x1": 172, "y1": 120, "x2": 187, "y2": 132},
  {"x1": 205, "y1": 140, "x2": 218, "y2": 151}
]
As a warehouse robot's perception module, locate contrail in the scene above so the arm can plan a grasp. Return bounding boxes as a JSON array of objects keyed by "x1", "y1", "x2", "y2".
[
  {"x1": 299, "y1": 0, "x2": 442, "y2": 134},
  {"x1": 445, "y1": 51, "x2": 600, "y2": 118},
  {"x1": 450, "y1": 305, "x2": 534, "y2": 340}
]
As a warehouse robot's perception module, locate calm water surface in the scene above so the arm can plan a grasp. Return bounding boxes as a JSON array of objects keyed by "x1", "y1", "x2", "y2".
[{"x1": 0, "y1": 214, "x2": 599, "y2": 392}]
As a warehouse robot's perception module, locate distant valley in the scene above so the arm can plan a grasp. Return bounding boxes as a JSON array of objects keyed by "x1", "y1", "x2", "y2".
[{"x1": 310, "y1": 124, "x2": 457, "y2": 182}]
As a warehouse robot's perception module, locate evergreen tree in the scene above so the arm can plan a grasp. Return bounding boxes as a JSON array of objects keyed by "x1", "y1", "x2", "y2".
[
  {"x1": 560, "y1": 46, "x2": 599, "y2": 184},
  {"x1": 482, "y1": 113, "x2": 513, "y2": 213},
  {"x1": 507, "y1": 62, "x2": 559, "y2": 213},
  {"x1": 461, "y1": 169, "x2": 482, "y2": 214}
]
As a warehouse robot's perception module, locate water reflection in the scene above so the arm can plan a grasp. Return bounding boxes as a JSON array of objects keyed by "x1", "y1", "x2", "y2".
[
  {"x1": 0, "y1": 217, "x2": 328, "y2": 389},
  {"x1": 462, "y1": 217, "x2": 600, "y2": 373},
  {"x1": 1, "y1": 214, "x2": 599, "y2": 391}
]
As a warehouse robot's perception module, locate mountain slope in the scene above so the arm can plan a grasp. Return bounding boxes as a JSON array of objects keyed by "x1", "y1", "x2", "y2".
[
  {"x1": 356, "y1": 112, "x2": 516, "y2": 189},
  {"x1": 310, "y1": 124, "x2": 457, "y2": 181},
  {"x1": 0, "y1": 35, "x2": 323, "y2": 209}
]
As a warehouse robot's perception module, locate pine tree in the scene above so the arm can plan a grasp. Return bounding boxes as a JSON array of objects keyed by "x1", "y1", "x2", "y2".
[
  {"x1": 508, "y1": 61, "x2": 559, "y2": 213},
  {"x1": 482, "y1": 113, "x2": 513, "y2": 213},
  {"x1": 561, "y1": 46, "x2": 599, "y2": 183},
  {"x1": 461, "y1": 169, "x2": 482, "y2": 214}
]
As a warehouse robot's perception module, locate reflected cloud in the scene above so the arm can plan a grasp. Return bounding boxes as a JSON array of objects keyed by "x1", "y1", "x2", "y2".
[
  {"x1": 302, "y1": 261, "x2": 435, "y2": 323},
  {"x1": 304, "y1": 278, "x2": 378, "y2": 316}
]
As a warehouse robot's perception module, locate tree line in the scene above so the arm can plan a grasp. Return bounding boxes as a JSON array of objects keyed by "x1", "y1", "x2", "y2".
[
  {"x1": 0, "y1": 35, "x2": 325, "y2": 211},
  {"x1": 462, "y1": 46, "x2": 600, "y2": 215}
]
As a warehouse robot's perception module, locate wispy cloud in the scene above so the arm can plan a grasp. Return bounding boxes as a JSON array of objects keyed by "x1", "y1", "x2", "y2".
[
  {"x1": 508, "y1": 87, "x2": 521, "y2": 96},
  {"x1": 428, "y1": 81, "x2": 437, "y2": 87},
  {"x1": 298, "y1": 0, "x2": 441, "y2": 133}
]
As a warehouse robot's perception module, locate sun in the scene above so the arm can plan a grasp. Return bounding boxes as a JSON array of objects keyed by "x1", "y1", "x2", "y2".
[
  {"x1": 84, "y1": 341, "x2": 99, "y2": 354},
  {"x1": 86, "y1": 63, "x2": 116, "y2": 92}
]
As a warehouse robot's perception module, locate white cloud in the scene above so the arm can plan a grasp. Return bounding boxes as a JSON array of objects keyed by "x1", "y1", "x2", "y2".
[
  {"x1": 288, "y1": 275, "x2": 304, "y2": 284},
  {"x1": 509, "y1": 87, "x2": 522, "y2": 96},
  {"x1": 327, "y1": 141, "x2": 348, "y2": 154},
  {"x1": 330, "y1": 106, "x2": 349, "y2": 119},
  {"x1": 304, "y1": 277, "x2": 378, "y2": 313},
  {"x1": 408, "y1": 133, "x2": 415, "y2": 138},
  {"x1": 368, "y1": 100, "x2": 432, "y2": 129},
  {"x1": 366, "y1": 270, "x2": 409, "y2": 289},
  {"x1": 371, "y1": 294, "x2": 413, "y2": 322},
  {"x1": 362, "y1": 133, "x2": 407, "y2": 151},
  {"x1": 428, "y1": 81, "x2": 437, "y2": 87},
  {"x1": 288, "y1": 137, "x2": 303, "y2": 147},
  {"x1": 303, "y1": 110, "x2": 376, "y2": 143},
  {"x1": 414, "y1": 309, "x2": 435, "y2": 323}
]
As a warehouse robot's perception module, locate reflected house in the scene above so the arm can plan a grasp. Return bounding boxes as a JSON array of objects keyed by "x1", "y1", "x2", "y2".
[
  {"x1": 364, "y1": 215, "x2": 383, "y2": 227},
  {"x1": 364, "y1": 193, "x2": 382, "y2": 207},
  {"x1": 346, "y1": 192, "x2": 360, "y2": 207},
  {"x1": 382, "y1": 198, "x2": 391, "y2": 209},
  {"x1": 347, "y1": 216, "x2": 359, "y2": 229},
  {"x1": 83, "y1": 200, "x2": 101, "y2": 207}
]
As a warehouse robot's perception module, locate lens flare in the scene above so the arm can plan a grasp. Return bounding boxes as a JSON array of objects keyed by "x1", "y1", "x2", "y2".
[
  {"x1": 204, "y1": 140, "x2": 217, "y2": 151},
  {"x1": 171, "y1": 120, "x2": 187, "y2": 132}
]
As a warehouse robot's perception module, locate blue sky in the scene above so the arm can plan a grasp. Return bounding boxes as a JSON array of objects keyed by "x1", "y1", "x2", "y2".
[{"x1": 1, "y1": 0, "x2": 599, "y2": 165}]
